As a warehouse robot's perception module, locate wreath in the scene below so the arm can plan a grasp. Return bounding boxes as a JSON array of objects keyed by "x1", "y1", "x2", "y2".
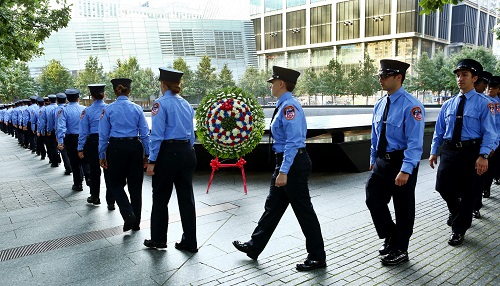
[{"x1": 195, "y1": 87, "x2": 265, "y2": 159}]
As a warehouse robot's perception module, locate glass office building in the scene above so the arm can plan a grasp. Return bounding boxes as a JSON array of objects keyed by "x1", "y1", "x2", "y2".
[
  {"x1": 28, "y1": 0, "x2": 258, "y2": 81},
  {"x1": 250, "y1": 0, "x2": 499, "y2": 74}
]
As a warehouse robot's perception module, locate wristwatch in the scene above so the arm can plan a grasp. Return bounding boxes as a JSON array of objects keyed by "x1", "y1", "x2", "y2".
[{"x1": 480, "y1": 153, "x2": 489, "y2": 159}]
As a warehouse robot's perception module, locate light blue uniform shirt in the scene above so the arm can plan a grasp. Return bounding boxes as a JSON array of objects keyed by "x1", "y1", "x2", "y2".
[
  {"x1": 78, "y1": 100, "x2": 107, "y2": 151},
  {"x1": 17, "y1": 106, "x2": 26, "y2": 127},
  {"x1": 489, "y1": 96, "x2": 500, "y2": 147},
  {"x1": 5, "y1": 108, "x2": 12, "y2": 122},
  {"x1": 370, "y1": 87, "x2": 425, "y2": 174},
  {"x1": 53, "y1": 104, "x2": 66, "y2": 133},
  {"x1": 37, "y1": 106, "x2": 47, "y2": 134},
  {"x1": 45, "y1": 103, "x2": 58, "y2": 133},
  {"x1": 29, "y1": 105, "x2": 39, "y2": 126},
  {"x1": 11, "y1": 107, "x2": 19, "y2": 125},
  {"x1": 148, "y1": 90, "x2": 195, "y2": 162},
  {"x1": 431, "y1": 89, "x2": 497, "y2": 155},
  {"x1": 57, "y1": 102, "x2": 85, "y2": 144},
  {"x1": 98, "y1": 95, "x2": 150, "y2": 159},
  {"x1": 271, "y1": 91, "x2": 307, "y2": 174}
]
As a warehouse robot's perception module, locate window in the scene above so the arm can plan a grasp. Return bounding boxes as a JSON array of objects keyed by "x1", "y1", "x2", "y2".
[
  {"x1": 264, "y1": 14, "x2": 283, "y2": 49},
  {"x1": 286, "y1": 10, "x2": 306, "y2": 47},
  {"x1": 336, "y1": 0, "x2": 360, "y2": 41},
  {"x1": 310, "y1": 5, "x2": 332, "y2": 44},
  {"x1": 252, "y1": 18, "x2": 262, "y2": 51},
  {"x1": 396, "y1": 0, "x2": 419, "y2": 33},
  {"x1": 365, "y1": 0, "x2": 391, "y2": 37}
]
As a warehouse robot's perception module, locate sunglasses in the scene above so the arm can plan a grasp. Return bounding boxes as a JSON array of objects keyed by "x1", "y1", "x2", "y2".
[{"x1": 379, "y1": 74, "x2": 396, "y2": 79}]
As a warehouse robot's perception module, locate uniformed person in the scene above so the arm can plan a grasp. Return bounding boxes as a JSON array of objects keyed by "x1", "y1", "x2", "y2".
[
  {"x1": 41, "y1": 95, "x2": 58, "y2": 165},
  {"x1": 99, "y1": 78, "x2": 150, "y2": 232},
  {"x1": 53, "y1": 93, "x2": 72, "y2": 173},
  {"x1": 473, "y1": 70, "x2": 493, "y2": 218},
  {"x1": 429, "y1": 59, "x2": 497, "y2": 246},
  {"x1": 28, "y1": 96, "x2": 39, "y2": 154},
  {"x1": 57, "y1": 89, "x2": 90, "y2": 192},
  {"x1": 144, "y1": 68, "x2": 197, "y2": 251},
  {"x1": 481, "y1": 75, "x2": 500, "y2": 199},
  {"x1": 365, "y1": 59, "x2": 425, "y2": 266},
  {"x1": 78, "y1": 84, "x2": 115, "y2": 210},
  {"x1": 35, "y1": 96, "x2": 47, "y2": 160},
  {"x1": 232, "y1": 66, "x2": 326, "y2": 271}
]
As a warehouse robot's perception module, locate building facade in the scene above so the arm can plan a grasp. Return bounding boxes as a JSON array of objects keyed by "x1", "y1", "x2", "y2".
[
  {"x1": 249, "y1": 0, "x2": 499, "y2": 74},
  {"x1": 28, "y1": 0, "x2": 258, "y2": 81}
]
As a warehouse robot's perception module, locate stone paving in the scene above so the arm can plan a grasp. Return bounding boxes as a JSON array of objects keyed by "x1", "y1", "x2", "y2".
[{"x1": 0, "y1": 132, "x2": 498, "y2": 285}]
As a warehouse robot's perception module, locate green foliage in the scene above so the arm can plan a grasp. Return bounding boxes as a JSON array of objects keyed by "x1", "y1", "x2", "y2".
[
  {"x1": 0, "y1": 0, "x2": 71, "y2": 64},
  {"x1": 173, "y1": 57, "x2": 194, "y2": 98},
  {"x1": 419, "y1": 0, "x2": 461, "y2": 15},
  {"x1": 349, "y1": 52, "x2": 379, "y2": 100},
  {"x1": 37, "y1": 59, "x2": 74, "y2": 95},
  {"x1": 238, "y1": 66, "x2": 271, "y2": 98},
  {"x1": 318, "y1": 59, "x2": 347, "y2": 99},
  {"x1": 296, "y1": 68, "x2": 320, "y2": 96},
  {"x1": 74, "y1": 56, "x2": 107, "y2": 100},
  {"x1": 217, "y1": 64, "x2": 236, "y2": 90},
  {"x1": 106, "y1": 57, "x2": 143, "y2": 100},
  {"x1": 195, "y1": 87, "x2": 265, "y2": 159},
  {"x1": 0, "y1": 62, "x2": 38, "y2": 102},
  {"x1": 191, "y1": 55, "x2": 217, "y2": 102},
  {"x1": 134, "y1": 67, "x2": 159, "y2": 103}
]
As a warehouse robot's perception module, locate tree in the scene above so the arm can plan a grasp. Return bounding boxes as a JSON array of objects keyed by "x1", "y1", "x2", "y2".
[
  {"x1": 191, "y1": 55, "x2": 217, "y2": 102},
  {"x1": 0, "y1": 0, "x2": 71, "y2": 64},
  {"x1": 106, "y1": 57, "x2": 141, "y2": 100},
  {"x1": 37, "y1": 59, "x2": 74, "y2": 96},
  {"x1": 419, "y1": 1, "x2": 462, "y2": 15},
  {"x1": 318, "y1": 59, "x2": 347, "y2": 104},
  {"x1": 296, "y1": 68, "x2": 320, "y2": 97},
  {"x1": 0, "y1": 62, "x2": 38, "y2": 102},
  {"x1": 173, "y1": 57, "x2": 194, "y2": 98},
  {"x1": 134, "y1": 68, "x2": 158, "y2": 107},
  {"x1": 349, "y1": 53, "x2": 379, "y2": 104},
  {"x1": 239, "y1": 66, "x2": 271, "y2": 100},
  {"x1": 217, "y1": 64, "x2": 236, "y2": 90},
  {"x1": 74, "y1": 56, "x2": 107, "y2": 100}
]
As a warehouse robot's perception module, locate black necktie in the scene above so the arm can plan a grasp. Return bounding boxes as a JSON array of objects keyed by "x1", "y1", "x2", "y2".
[
  {"x1": 377, "y1": 96, "x2": 390, "y2": 158},
  {"x1": 452, "y1": 94, "x2": 466, "y2": 142},
  {"x1": 268, "y1": 107, "x2": 279, "y2": 160}
]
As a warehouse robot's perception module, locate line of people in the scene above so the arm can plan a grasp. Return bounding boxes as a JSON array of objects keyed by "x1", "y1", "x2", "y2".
[{"x1": 0, "y1": 60, "x2": 498, "y2": 272}]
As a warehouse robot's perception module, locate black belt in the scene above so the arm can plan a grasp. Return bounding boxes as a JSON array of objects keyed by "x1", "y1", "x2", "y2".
[
  {"x1": 87, "y1": 133, "x2": 99, "y2": 139},
  {"x1": 444, "y1": 139, "x2": 481, "y2": 149},
  {"x1": 163, "y1": 139, "x2": 189, "y2": 144},
  {"x1": 276, "y1": 147, "x2": 307, "y2": 158},
  {"x1": 65, "y1": 134, "x2": 79, "y2": 138},
  {"x1": 377, "y1": 150, "x2": 405, "y2": 161},
  {"x1": 109, "y1": 136, "x2": 138, "y2": 141}
]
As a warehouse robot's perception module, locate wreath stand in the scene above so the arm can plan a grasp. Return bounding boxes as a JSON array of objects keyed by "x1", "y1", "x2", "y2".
[{"x1": 206, "y1": 157, "x2": 247, "y2": 194}]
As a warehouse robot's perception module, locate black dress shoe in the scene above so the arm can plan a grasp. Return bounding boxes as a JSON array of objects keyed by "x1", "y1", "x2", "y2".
[
  {"x1": 64, "y1": 170, "x2": 72, "y2": 175},
  {"x1": 296, "y1": 259, "x2": 327, "y2": 271},
  {"x1": 86, "y1": 196, "x2": 101, "y2": 205},
  {"x1": 379, "y1": 237, "x2": 392, "y2": 255},
  {"x1": 175, "y1": 241, "x2": 198, "y2": 253},
  {"x1": 472, "y1": 210, "x2": 481, "y2": 219},
  {"x1": 123, "y1": 214, "x2": 136, "y2": 232},
  {"x1": 72, "y1": 184, "x2": 83, "y2": 192},
  {"x1": 448, "y1": 233, "x2": 464, "y2": 246},
  {"x1": 232, "y1": 240, "x2": 258, "y2": 260},
  {"x1": 50, "y1": 163, "x2": 59, "y2": 167},
  {"x1": 132, "y1": 224, "x2": 140, "y2": 231},
  {"x1": 495, "y1": 179, "x2": 500, "y2": 185},
  {"x1": 381, "y1": 250, "x2": 409, "y2": 266},
  {"x1": 143, "y1": 239, "x2": 167, "y2": 249},
  {"x1": 483, "y1": 189, "x2": 490, "y2": 198},
  {"x1": 447, "y1": 213, "x2": 457, "y2": 226},
  {"x1": 107, "y1": 204, "x2": 116, "y2": 211}
]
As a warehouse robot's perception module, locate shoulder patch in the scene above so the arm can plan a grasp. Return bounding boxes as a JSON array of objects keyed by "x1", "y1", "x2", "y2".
[
  {"x1": 411, "y1": 106, "x2": 423, "y2": 121},
  {"x1": 495, "y1": 103, "x2": 500, "y2": 114},
  {"x1": 57, "y1": 109, "x2": 63, "y2": 118},
  {"x1": 283, "y1": 105, "x2": 296, "y2": 120},
  {"x1": 488, "y1": 102, "x2": 495, "y2": 115},
  {"x1": 99, "y1": 108, "x2": 105, "y2": 119},
  {"x1": 151, "y1": 102, "x2": 160, "y2": 116},
  {"x1": 80, "y1": 110, "x2": 86, "y2": 119}
]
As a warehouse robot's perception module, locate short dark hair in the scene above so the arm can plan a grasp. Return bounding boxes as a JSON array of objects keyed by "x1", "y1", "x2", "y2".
[
  {"x1": 92, "y1": 92, "x2": 104, "y2": 100},
  {"x1": 284, "y1": 81, "x2": 296, "y2": 92}
]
